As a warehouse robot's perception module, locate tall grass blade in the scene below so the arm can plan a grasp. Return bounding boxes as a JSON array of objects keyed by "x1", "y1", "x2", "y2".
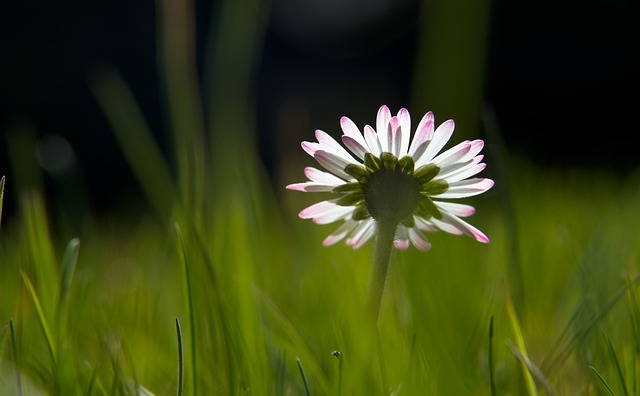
[
  {"x1": 488, "y1": 315, "x2": 496, "y2": 396},
  {"x1": 296, "y1": 357, "x2": 312, "y2": 396},
  {"x1": 58, "y1": 238, "x2": 80, "y2": 313},
  {"x1": 20, "y1": 271, "x2": 56, "y2": 363},
  {"x1": 589, "y1": 366, "x2": 617, "y2": 396},
  {"x1": 90, "y1": 68, "x2": 176, "y2": 220},
  {"x1": 501, "y1": 279, "x2": 538, "y2": 396},
  {"x1": 507, "y1": 341, "x2": 557, "y2": 396},
  {"x1": 602, "y1": 329, "x2": 629, "y2": 396},
  {"x1": 174, "y1": 224, "x2": 197, "y2": 396},
  {"x1": 332, "y1": 351, "x2": 343, "y2": 396},
  {"x1": 175, "y1": 318, "x2": 184, "y2": 396},
  {"x1": 543, "y1": 274, "x2": 640, "y2": 373},
  {"x1": 10, "y1": 318, "x2": 23, "y2": 396}
]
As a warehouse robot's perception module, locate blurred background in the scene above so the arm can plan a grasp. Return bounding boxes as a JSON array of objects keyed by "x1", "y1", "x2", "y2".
[{"x1": 1, "y1": 0, "x2": 639, "y2": 227}]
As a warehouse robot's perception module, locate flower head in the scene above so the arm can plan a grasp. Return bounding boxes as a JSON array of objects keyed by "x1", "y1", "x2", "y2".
[{"x1": 287, "y1": 105, "x2": 494, "y2": 251}]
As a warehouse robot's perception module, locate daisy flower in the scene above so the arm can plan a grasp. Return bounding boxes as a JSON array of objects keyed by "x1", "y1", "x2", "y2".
[{"x1": 286, "y1": 105, "x2": 494, "y2": 252}]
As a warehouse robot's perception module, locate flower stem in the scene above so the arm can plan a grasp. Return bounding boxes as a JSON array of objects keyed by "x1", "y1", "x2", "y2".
[{"x1": 364, "y1": 220, "x2": 397, "y2": 324}]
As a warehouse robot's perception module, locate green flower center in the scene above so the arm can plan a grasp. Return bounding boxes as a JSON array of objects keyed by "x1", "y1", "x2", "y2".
[{"x1": 334, "y1": 152, "x2": 449, "y2": 227}]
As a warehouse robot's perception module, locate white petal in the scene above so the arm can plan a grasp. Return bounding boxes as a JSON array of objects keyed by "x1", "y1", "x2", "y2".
[
  {"x1": 433, "y1": 201, "x2": 476, "y2": 217},
  {"x1": 390, "y1": 116, "x2": 402, "y2": 157},
  {"x1": 301, "y1": 201, "x2": 354, "y2": 224},
  {"x1": 342, "y1": 136, "x2": 368, "y2": 160},
  {"x1": 408, "y1": 119, "x2": 434, "y2": 159},
  {"x1": 346, "y1": 220, "x2": 376, "y2": 249},
  {"x1": 430, "y1": 141, "x2": 472, "y2": 168},
  {"x1": 393, "y1": 227, "x2": 410, "y2": 251},
  {"x1": 430, "y1": 217, "x2": 464, "y2": 235},
  {"x1": 364, "y1": 125, "x2": 382, "y2": 156},
  {"x1": 315, "y1": 130, "x2": 358, "y2": 164},
  {"x1": 414, "y1": 216, "x2": 438, "y2": 232},
  {"x1": 286, "y1": 182, "x2": 336, "y2": 192},
  {"x1": 439, "y1": 211, "x2": 490, "y2": 243},
  {"x1": 323, "y1": 219, "x2": 358, "y2": 246},
  {"x1": 415, "y1": 119, "x2": 455, "y2": 167},
  {"x1": 397, "y1": 108, "x2": 411, "y2": 157},
  {"x1": 408, "y1": 227, "x2": 432, "y2": 251},
  {"x1": 340, "y1": 116, "x2": 368, "y2": 149},
  {"x1": 304, "y1": 167, "x2": 345, "y2": 185},
  {"x1": 440, "y1": 162, "x2": 487, "y2": 183},
  {"x1": 376, "y1": 106, "x2": 391, "y2": 152},
  {"x1": 314, "y1": 150, "x2": 353, "y2": 180},
  {"x1": 435, "y1": 178, "x2": 494, "y2": 199}
]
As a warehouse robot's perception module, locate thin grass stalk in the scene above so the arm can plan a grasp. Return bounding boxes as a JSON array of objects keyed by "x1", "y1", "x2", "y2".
[
  {"x1": 332, "y1": 351, "x2": 343, "y2": 396},
  {"x1": 20, "y1": 271, "x2": 56, "y2": 363},
  {"x1": 488, "y1": 315, "x2": 496, "y2": 396},
  {"x1": 90, "y1": 69, "x2": 176, "y2": 220},
  {"x1": 10, "y1": 318, "x2": 23, "y2": 396},
  {"x1": 174, "y1": 224, "x2": 197, "y2": 395},
  {"x1": 501, "y1": 279, "x2": 537, "y2": 396},
  {"x1": 589, "y1": 366, "x2": 617, "y2": 396},
  {"x1": 544, "y1": 274, "x2": 640, "y2": 373},
  {"x1": 57, "y1": 238, "x2": 80, "y2": 318},
  {"x1": 296, "y1": 357, "x2": 312, "y2": 396},
  {"x1": 602, "y1": 328, "x2": 629, "y2": 396},
  {"x1": 175, "y1": 318, "x2": 184, "y2": 396}
]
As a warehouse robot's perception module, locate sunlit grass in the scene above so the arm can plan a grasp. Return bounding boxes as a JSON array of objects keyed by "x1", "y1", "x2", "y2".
[{"x1": 1, "y1": 151, "x2": 639, "y2": 395}]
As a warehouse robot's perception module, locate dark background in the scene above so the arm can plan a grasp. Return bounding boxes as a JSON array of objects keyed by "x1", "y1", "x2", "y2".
[{"x1": 1, "y1": 0, "x2": 639, "y2": 222}]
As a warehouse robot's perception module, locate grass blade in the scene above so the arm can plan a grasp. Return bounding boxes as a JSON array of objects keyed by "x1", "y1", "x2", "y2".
[
  {"x1": 175, "y1": 318, "x2": 184, "y2": 396},
  {"x1": 332, "y1": 351, "x2": 343, "y2": 396},
  {"x1": 488, "y1": 315, "x2": 496, "y2": 396},
  {"x1": 602, "y1": 328, "x2": 629, "y2": 396},
  {"x1": 58, "y1": 238, "x2": 80, "y2": 313},
  {"x1": 589, "y1": 366, "x2": 617, "y2": 396},
  {"x1": 174, "y1": 224, "x2": 197, "y2": 396},
  {"x1": 90, "y1": 67, "x2": 176, "y2": 220},
  {"x1": 10, "y1": 318, "x2": 23, "y2": 396},
  {"x1": 501, "y1": 279, "x2": 538, "y2": 396},
  {"x1": 296, "y1": 357, "x2": 312, "y2": 396},
  {"x1": 21, "y1": 271, "x2": 56, "y2": 362},
  {"x1": 507, "y1": 341, "x2": 557, "y2": 396}
]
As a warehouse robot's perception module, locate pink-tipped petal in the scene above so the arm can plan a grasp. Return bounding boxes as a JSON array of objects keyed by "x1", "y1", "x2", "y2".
[
  {"x1": 340, "y1": 117, "x2": 368, "y2": 148},
  {"x1": 342, "y1": 135, "x2": 368, "y2": 160},
  {"x1": 299, "y1": 200, "x2": 339, "y2": 219},
  {"x1": 286, "y1": 182, "x2": 336, "y2": 192},
  {"x1": 408, "y1": 227, "x2": 432, "y2": 251},
  {"x1": 436, "y1": 178, "x2": 495, "y2": 199},
  {"x1": 315, "y1": 130, "x2": 358, "y2": 163},
  {"x1": 364, "y1": 125, "x2": 382, "y2": 156},
  {"x1": 430, "y1": 141, "x2": 472, "y2": 168},
  {"x1": 397, "y1": 108, "x2": 411, "y2": 157},
  {"x1": 408, "y1": 119, "x2": 434, "y2": 158},
  {"x1": 346, "y1": 220, "x2": 376, "y2": 249},
  {"x1": 314, "y1": 150, "x2": 353, "y2": 180},
  {"x1": 416, "y1": 119, "x2": 455, "y2": 167},
  {"x1": 430, "y1": 217, "x2": 464, "y2": 235},
  {"x1": 440, "y1": 212, "x2": 490, "y2": 243},
  {"x1": 323, "y1": 220, "x2": 358, "y2": 246},
  {"x1": 433, "y1": 201, "x2": 476, "y2": 217},
  {"x1": 376, "y1": 106, "x2": 391, "y2": 151},
  {"x1": 389, "y1": 116, "x2": 402, "y2": 157},
  {"x1": 439, "y1": 162, "x2": 487, "y2": 182},
  {"x1": 301, "y1": 141, "x2": 319, "y2": 157},
  {"x1": 304, "y1": 167, "x2": 344, "y2": 185},
  {"x1": 461, "y1": 139, "x2": 485, "y2": 162}
]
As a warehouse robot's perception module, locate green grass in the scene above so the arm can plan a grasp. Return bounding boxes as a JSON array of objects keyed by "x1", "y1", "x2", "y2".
[{"x1": 2, "y1": 0, "x2": 640, "y2": 394}]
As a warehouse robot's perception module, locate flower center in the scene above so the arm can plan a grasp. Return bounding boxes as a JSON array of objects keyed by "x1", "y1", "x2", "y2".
[{"x1": 364, "y1": 168, "x2": 421, "y2": 225}]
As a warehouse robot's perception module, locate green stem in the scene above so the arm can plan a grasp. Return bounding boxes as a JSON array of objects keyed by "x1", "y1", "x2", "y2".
[{"x1": 364, "y1": 221, "x2": 398, "y2": 324}]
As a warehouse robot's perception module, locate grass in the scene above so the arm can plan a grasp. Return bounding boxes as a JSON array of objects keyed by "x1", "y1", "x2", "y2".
[{"x1": 2, "y1": 0, "x2": 640, "y2": 394}]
